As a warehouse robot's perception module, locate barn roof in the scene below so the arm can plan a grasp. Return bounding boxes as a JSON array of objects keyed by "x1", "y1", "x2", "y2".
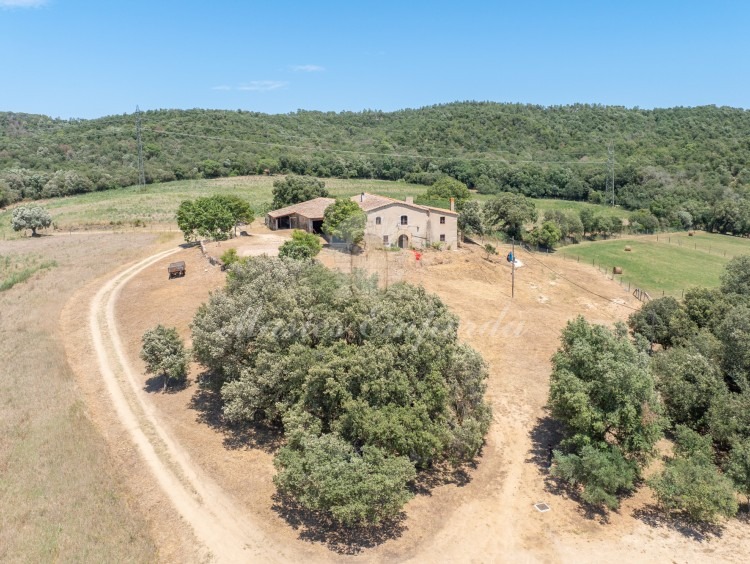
[{"x1": 266, "y1": 197, "x2": 336, "y2": 219}]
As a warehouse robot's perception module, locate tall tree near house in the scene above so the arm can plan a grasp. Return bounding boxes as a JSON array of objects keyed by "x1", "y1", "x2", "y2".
[
  {"x1": 213, "y1": 194, "x2": 255, "y2": 236},
  {"x1": 322, "y1": 198, "x2": 366, "y2": 250},
  {"x1": 457, "y1": 200, "x2": 485, "y2": 242},
  {"x1": 425, "y1": 176, "x2": 471, "y2": 206},
  {"x1": 271, "y1": 175, "x2": 328, "y2": 209},
  {"x1": 176, "y1": 195, "x2": 236, "y2": 242},
  {"x1": 482, "y1": 193, "x2": 537, "y2": 239}
]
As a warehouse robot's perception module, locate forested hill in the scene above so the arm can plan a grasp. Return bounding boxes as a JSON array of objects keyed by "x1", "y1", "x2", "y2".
[{"x1": 2, "y1": 102, "x2": 750, "y2": 220}]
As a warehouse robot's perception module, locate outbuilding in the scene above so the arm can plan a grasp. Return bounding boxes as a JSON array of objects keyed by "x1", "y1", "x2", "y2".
[{"x1": 265, "y1": 197, "x2": 336, "y2": 234}]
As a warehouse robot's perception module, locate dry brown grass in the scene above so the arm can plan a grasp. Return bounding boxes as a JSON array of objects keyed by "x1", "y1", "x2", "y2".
[{"x1": 0, "y1": 234, "x2": 159, "y2": 563}]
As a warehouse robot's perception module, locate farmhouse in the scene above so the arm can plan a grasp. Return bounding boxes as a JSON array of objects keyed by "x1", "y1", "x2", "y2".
[{"x1": 266, "y1": 192, "x2": 458, "y2": 249}]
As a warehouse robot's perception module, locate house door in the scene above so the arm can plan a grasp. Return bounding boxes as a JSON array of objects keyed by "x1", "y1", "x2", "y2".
[{"x1": 398, "y1": 234, "x2": 409, "y2": 249}]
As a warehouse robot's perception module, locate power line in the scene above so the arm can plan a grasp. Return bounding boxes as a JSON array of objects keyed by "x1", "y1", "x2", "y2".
[{"x1": 518, "y1": 247, "x2": 640, "y2": 311}]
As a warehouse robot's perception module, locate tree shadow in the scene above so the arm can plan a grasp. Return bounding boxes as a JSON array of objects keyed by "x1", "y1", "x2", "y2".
[
  {"x1": 525, "y1": 413, "x2": 613, "y2": 524},
  {"x1": 187, "y1": 382, "x2": 283, "y2": 453},
  {"x1": 143, "y1": 375, "x2": 189, "y2": 394},
  {"x1": 270, "y1": 493, "x2": 407, "y2": 555},
  {"x1": 633, "y1": 504, "x2": 726, "y2": 542},
  {"x1": 526, "y1": 413, "x2": 564, "y2": 472},
  {"x1": 409, "y1": 459, "x2": 477, "y2": 496}
]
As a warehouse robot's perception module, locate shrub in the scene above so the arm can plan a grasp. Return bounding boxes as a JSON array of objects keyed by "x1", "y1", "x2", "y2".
[
  {"x1": 278, "y1": 230, "x2": 322, "y2": 260},
  {"x1": 220, "y1": 247, "x2": 240, "y2": 267}
]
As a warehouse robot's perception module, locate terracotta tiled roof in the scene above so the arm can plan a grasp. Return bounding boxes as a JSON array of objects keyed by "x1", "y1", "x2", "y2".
[
  {"x1": 350, "y1": 193, "x2": 457, "y2": 215},
  {"x1": 266, "y1": 197, "x2": 336, "y2": 219}
]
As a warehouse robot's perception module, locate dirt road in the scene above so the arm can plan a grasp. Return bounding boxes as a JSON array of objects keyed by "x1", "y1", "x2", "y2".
[
  {"x1": 88, "y1": 248, "x2": 300, "y2": 562},
  {"x1": 81, "y1": 237, "x2": 749, "y2": 563}
]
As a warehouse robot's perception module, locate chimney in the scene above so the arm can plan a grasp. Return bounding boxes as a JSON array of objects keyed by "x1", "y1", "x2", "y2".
[
  {"x1": 406, "y1": 196, "x2": 414, "y2": 204},
  {"x1": 361, "y1": 192, "x2": 365, "y2": 202},
  {"x1": 450, "y1": 197, "x2": 455, "y2": 212}
]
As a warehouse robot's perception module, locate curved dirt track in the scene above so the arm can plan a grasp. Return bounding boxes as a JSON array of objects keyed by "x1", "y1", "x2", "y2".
[
  {"x1": 83, "y1": 239, "x2": 750, "y2": 564},
  {"x1": 88, "y1": 248, "x2": 298, "y2": 563}
]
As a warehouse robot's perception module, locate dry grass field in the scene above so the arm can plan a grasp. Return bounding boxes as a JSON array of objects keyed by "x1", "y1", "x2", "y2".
[{"x1": 0, "y1": 233, "x2": 160, "y2": 562}]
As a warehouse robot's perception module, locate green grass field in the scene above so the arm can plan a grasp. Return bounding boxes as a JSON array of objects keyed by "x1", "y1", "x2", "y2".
[
  {"x1": 0, "y1": 175, "x2": 627, "y2": 238},
  {"x1": 557, "y1": 231, "x2": 750, "y2": 296}
]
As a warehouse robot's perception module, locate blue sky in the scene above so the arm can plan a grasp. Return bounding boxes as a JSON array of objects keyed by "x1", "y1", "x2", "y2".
[{"x1": 1, "y1": 0, "x2": 749, "y2": 119}]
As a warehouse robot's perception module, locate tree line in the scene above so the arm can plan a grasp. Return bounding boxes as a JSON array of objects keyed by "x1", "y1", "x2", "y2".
[
  {"x1": 2, "y1": 103, "x2": 750, "y2": 235},
  {"x1": 549, "y1": 256, "x2": 750, "y2": 522}
]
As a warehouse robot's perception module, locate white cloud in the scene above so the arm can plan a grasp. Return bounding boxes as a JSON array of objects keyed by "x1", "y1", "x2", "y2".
[
  {"x1": 0, "y1": 0, "x2": 48, "y2": 7},
  {"x1": 291, "y1": 64, "x2": 325, "y2": 72},
  {"x1": 237, "y1": 80, "x2": 288, "y2": 92},
  {"x1": 211, "y1": 85, "x2": 231, "y2": 91}
]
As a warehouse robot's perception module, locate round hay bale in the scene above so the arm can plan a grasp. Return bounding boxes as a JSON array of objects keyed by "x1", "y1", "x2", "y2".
[
  {"x1": 688, "y1": 231, "x2": 695, "y2": 236},
  {"x1": 613, "y1": 266, "x2": 623, "y2": 275},
  {"x1": 624, "y1": 246, "x2": 632, "y2": 252}
]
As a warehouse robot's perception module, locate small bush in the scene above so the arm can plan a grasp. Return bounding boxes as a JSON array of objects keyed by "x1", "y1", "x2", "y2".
[
  {"x1": 220, "y1": 247, "x2": 240, "y2": 266},
  {"x1": 278, "y1": 230, "x2": 322, "y2": 260}
]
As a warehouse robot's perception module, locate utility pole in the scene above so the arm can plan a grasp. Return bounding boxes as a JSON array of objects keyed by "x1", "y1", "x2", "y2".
[
  {"x1": 511, "y1": 236, "x2": 515, "y2": 298},
  {"x1": 136, "y1": 105, "x2": 146, "y2": 187},
  {"x1": 607, "y1": 142, "x2": 615, "y2": 207}
]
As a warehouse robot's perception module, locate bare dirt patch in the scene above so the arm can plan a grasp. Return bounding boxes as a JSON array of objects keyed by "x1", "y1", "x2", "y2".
[{"x1": 85, "y1": 230, "x2": 750, "y2": 562}]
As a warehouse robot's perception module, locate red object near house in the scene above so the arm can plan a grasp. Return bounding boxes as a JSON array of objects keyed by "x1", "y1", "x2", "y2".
[{"x1": 413, "y1": 251, "x2": 422, "y2": 261}]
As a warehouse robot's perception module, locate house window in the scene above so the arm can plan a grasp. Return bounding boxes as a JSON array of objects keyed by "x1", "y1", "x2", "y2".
[
  {"x1": 440, "y1": 234, "x2": 446, "y2": 242},
  {"x1": 400, "y1": 215, "x2": 408, "y2": 225},
  {"x1": 440, "y1": 216, "x2": 446, "y2": 224},
  {"x1": 375, "y1": 217, "x2": 381, "y2": 225},
  {"x1": 383, "y1": 235, "x2": 389, "y2": 246}
]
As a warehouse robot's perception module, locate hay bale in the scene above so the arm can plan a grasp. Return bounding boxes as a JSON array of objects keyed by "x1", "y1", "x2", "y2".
[
  {"x1": 688, "y1": 231, "x2": 695, "y2": 236},
  {"x1": 613, "y1": 266, "x2": 623, "y2": 275},
  {"x1": 624, "y1": 246, "x2": 632, "y2": 252}
]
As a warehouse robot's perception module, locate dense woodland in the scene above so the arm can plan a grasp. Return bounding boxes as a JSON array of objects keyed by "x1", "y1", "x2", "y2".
[{"x1": 2, "y1": 102, "x2": 750, "y2": 233}]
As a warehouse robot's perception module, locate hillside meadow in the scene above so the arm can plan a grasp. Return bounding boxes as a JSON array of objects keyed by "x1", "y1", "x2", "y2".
[
  {"x1": 557, "y1": 230, "x2": 750, "y2": 296},
  {"x1": 0, "y1": 175, "x2": 628, "y2": 238}
]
